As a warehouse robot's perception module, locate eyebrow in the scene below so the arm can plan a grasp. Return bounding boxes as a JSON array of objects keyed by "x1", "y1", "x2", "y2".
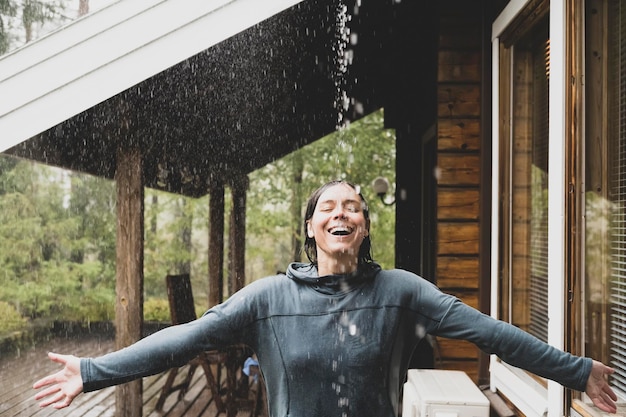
[{"x1": 317, "y1": 198, "x2": 361, "y2": 206}]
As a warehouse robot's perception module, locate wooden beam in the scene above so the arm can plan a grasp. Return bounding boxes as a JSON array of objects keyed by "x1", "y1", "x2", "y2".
[
  {"x1": 208, "y1": 182, "x2": 225, "y2": 307},
  {"x1": 114, "y1": 144, "x2": 144, "y2": 417}
]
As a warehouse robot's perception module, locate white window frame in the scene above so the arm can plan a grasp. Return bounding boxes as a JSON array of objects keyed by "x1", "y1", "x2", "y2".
[{"x1": 490, "y1": 0, "x2": 568, "y2": 416}]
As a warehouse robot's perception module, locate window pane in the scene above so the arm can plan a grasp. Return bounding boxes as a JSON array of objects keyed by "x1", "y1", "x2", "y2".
[
  {"x1": 585, "y1": 0, "x2": 626, "y2": 399},
  {"x1": 508, "y1": 18, "x2": 550, "y2": 343},
  {"x1": 609, "y1": 0, "x2": 626, "y2": 395}
]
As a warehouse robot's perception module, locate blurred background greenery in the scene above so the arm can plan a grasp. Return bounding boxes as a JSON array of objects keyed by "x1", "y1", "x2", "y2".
[{"x1": 0, "y1": 109, "x2": 395, "y2": 334}]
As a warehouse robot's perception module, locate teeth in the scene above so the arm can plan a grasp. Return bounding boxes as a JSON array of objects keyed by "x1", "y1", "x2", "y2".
[{"x1": 330, "y1": 227, "x2": 352, "y2": 236}]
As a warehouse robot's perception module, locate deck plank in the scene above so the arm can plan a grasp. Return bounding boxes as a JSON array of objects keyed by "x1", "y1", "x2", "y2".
[
  {"x1": 1, "y1": 334, "x2": 114, "y2": 417},
  {"x1": 0, "y1": 334, "x2": 262, "y2": 417}
]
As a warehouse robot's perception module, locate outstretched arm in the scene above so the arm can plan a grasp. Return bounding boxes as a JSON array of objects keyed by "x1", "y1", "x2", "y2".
[
  {"x1": 424, "y1": 288, "x2": 619, "y2": 413},
  {"x1": 586, "y1": 360, "x2": 617, "y2": 414},
  {"x1": 33, "y1": 352, "x2": 83, "y2": 409}
]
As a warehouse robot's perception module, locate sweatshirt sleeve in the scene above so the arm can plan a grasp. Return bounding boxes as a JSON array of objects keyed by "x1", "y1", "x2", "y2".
[
  {"x1": 81, "y1": 314, "x2": 221, "y2": 391},
  {"x1": 419, "y1": 282, "x2": 592, "y2": 392},
  {"x1": 81, "y1": 280, "x2": 265, "y2": 392}
]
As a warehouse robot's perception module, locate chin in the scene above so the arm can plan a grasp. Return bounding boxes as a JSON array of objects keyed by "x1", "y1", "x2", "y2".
[{"x1": 336, "y1": 248, "x2": 360, "y2": 259}]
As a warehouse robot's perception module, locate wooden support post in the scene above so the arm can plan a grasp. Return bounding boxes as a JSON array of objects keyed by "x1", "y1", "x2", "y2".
[
  {"x1": 228, "y1": 175, "x2": 248, "y2": 296},
  {"x1": 114, "y1": 144, "x2": 144, "y2": 417},
  {"x1": 208, "y1": 182, "x2": 225, "y2": 307}
]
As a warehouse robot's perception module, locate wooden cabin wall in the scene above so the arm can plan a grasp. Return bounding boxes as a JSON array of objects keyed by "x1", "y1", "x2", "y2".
[{"x1": 434, "y1": 3, "x2": 484, "y2": 383}]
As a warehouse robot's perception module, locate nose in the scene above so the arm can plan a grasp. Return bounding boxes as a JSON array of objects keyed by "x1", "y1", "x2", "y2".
[{"x1": 332, "y1": 206, "x2": 347, "y2": 219}]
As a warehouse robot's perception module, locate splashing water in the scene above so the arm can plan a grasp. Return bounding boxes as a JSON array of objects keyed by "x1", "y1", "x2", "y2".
[{"x1": 334, "y1": 1, "x2": 352, "y2": 130}]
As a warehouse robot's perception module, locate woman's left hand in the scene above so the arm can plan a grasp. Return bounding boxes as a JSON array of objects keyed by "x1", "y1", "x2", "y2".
[{"x1": 586, "y1": 360, "x2": 618, "y2": 413}]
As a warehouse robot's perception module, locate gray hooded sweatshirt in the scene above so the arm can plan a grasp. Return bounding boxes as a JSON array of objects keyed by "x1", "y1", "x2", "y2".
[{"x1": 81, "y1": 263, "x2": 591, "y2": 417}]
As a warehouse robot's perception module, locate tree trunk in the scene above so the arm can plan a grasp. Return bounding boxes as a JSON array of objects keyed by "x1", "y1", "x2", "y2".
[
  {"x1": 78, "y1": 0, "x2": 90, "y2": 17},
  {"x1": 149, "y1": 194, "x2": 158, "y2": 234},
  {"x1": 290, "y1": 153, "x2": 304, "y2": 262},
  {"x1": 228, "y1": 175, "x2": 248, "y2": 296},
  {"x1": 176, "y1": 197, "x2": 193, "y2": 274},
  {"x1": 208, "y1": 183, "x2": 225, "y2": 307}
]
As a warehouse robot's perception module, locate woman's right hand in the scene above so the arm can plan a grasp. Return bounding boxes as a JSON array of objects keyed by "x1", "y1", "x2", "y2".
[{"x1": 33, "y1": 352, "x2": 83, "y2": 409}]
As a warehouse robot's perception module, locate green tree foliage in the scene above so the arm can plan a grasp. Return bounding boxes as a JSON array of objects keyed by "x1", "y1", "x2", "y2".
[
  {"x1": 0, "y1": 0, "x2": 69, "y2": 55},
  {"x1": 246, "y1": 108, "x2": 396, "y2": 279},
  {"x1": 143, "y1": 191, "x2": 209, "y2": 301},
  {"x1": 0, "y1": 157, "x2": 117, "y2": 323},
  {"x1": 21, "y1": 0, "x2": 66, "y2": 42},
  {"x1": 0, "y1": 0, "x2": 18, "y2": 54},
  {"x1": 0, "y1": 301, "x2": 26, "y2": 333},
  {"x1": 0, "y1": 108, "x2": 395, "y2": 332}
]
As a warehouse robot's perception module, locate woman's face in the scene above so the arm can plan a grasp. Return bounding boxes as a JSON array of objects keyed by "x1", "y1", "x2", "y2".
[{"x1": 306, "y1": 183, "x2": 369, "y2": 273}]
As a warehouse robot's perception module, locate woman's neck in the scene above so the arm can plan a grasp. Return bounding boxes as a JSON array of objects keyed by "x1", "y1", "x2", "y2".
[{"x1": 316, "y1": 256, "x2": 358, "y2": 277}]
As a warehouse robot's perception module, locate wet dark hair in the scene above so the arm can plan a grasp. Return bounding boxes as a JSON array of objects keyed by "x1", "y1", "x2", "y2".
[{"x1": 303, "y1": 180, "x2": 373, "y2": 266}]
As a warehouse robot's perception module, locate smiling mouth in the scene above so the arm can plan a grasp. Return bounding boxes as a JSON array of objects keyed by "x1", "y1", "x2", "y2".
[{"x1": 329, "y1": 226, "x2": 353, "y2": 236}]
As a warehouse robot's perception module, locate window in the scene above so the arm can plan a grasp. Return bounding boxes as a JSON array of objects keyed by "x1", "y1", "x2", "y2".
[
  {"x1": 584, "y1": 0, "x2": 626, "y2": 404},
  {"x1": 490, "y1": 3, "x2": 554, "y2": 415},
  {"x1": 499, "y1": 12, "x2": 550, "y2": 346}
]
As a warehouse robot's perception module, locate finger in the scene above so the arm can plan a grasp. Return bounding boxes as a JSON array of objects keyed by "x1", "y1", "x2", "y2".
[
  {"x1": 596, "y1": 393, "x2": 617, "y2": 414},
  {"x1": 33, "y1": 353, "x2": 68, "y2": 389},
  {"x1": 38, "y1": 390, "x2": 65, "y2": 408},
  {"x1": 34, "y1": 385, "x2": 60, "y2": 401},
  {"x1": 600, "y1": 363, "x2": 615, "y2": 377},
  {"x1": 53, "y1": 396, "x2": 73, "y2": 410},
  {"x1": 33, "y1": 373, "x2": 61, "y2": 389},
  {"x1": 600, "y1": 402, "x2": 617, "y2": 414},
  {"x1": 47, "y1": 352, "x2": 68, "y2": 366},
  {"x1": 600, "y1": 391, "x2": 615, "y2": 406},
  {"x1": 592, "y1": 399, "x2": 612, "y2": 414},
  {"x1": 33, "y1": 378, "x2": 50, "y2": 389},
  {"x1": 603, "y1": 384, "x2": 618, "y2": 401}
]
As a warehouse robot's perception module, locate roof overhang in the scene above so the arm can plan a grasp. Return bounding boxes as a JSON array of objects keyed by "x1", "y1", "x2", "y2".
[
  {"x1": 0, "y1": 0, "x2": 303, "y2": 154},
  {"x1": 0, "y1": 0, "x2": 425, "y2": 197}
]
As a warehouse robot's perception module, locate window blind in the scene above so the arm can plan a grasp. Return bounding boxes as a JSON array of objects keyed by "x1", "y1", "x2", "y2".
[
  {"x1": 610, "y1": 0, "x2": 626, "y2": 397},
  {"x1": 529, "y1": 33, "x2": 550, "y2": 343}
]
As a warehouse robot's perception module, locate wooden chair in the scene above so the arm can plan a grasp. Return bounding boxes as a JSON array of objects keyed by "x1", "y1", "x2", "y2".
[
  {"x1": 155, "y1": 274, "x2": 227, "y2": 412},
  {"x1": 156, "y1": 274, "x2": 266, "y2": 416}
]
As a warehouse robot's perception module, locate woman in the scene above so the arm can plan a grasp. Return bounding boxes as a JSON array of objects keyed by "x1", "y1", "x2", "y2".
[{"x1": 34, "y1": 180, "x2": 617, "y2": 415}]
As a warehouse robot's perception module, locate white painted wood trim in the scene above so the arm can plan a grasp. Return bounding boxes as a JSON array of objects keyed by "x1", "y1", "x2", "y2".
[
  {"x1": 490, "y1": 38, "x2": 502, "y2": 397},
  {"x1": 490, "y1": 37, "x2": 500, "y2": 323},
  {"x1": 547, "y1": 0, "x2": 567, "y2": 415},
  {"x1": 0, "y1": 0, "x2": 303, "y2": 152},
  {"x1": 492, "y1": 0, "x2": 531, "y2": 40},
  {"x1": 490, "y1": 361, "x2": 548, "y2": 417},
  {"x1": 490, "y1": 1, "x2": 570, "y2": 414}
]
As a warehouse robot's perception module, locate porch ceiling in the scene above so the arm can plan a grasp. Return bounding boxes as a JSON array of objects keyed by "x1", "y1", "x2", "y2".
[{"x1": 1, "y1": 0, "x2": 422, "y2": 197}]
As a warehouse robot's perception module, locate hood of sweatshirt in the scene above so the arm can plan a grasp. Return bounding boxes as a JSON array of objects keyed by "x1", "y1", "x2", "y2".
[{"x1": 286, "y1": 262, "x2": 381, "y2": 295}]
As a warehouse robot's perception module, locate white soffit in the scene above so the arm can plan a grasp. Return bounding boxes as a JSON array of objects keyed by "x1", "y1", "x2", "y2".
[
  {"x1": 491, "y1": 0, "x2": 529, "y2": 40},
  {"x1": 0, "y1": 0, "x2": 303, "y2": 153}
]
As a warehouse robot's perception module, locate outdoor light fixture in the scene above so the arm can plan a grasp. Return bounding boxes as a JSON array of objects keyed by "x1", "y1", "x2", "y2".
[{"x1": 372, "y1": 176, "x2": 395, "y2": 206}]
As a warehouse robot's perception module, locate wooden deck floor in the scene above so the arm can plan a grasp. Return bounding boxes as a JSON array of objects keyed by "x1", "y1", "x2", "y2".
[{"x1": 0, "y1": 334, "x2": 264, "y2": 417}]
